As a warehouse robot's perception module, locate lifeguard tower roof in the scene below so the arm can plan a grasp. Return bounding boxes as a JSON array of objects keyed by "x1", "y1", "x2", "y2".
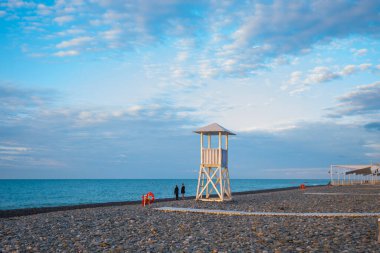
[{"x1": 194, "y1": 123, "x2": 236, "y2": 135}]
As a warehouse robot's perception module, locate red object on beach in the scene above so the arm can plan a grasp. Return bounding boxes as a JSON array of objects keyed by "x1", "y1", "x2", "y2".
[
  {"x1": 142, "y1": 192, "x2": 155, "y2": 206},
  {"x1": 300, "y1": 184, "x2": 306, "y2": 190},
  {"x1": 142, "y1": 195, "x2": 145, "y2": 206},
  {"x1": 146, "y1": 192, "x2": 155, "y2": 204}
]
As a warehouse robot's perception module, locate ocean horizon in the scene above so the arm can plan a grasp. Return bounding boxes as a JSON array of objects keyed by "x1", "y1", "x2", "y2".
[{"x1": 0, "y1": 179, "x2": 328, "y2": 210}]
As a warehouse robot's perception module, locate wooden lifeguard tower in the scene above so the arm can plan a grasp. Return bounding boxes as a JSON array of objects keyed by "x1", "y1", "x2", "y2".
[{"x1": 194, "y1": 123, "x2": 235, "y2": 201}]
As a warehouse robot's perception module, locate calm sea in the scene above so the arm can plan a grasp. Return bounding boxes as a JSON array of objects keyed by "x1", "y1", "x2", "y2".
[{"x1": 0, "y1": 179, "x2": 328, "y2": 210}]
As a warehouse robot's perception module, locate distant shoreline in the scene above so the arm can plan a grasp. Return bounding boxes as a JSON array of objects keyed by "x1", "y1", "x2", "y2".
[{"x1": 0, "y1": 184, "x2": 325, "y2": 219}]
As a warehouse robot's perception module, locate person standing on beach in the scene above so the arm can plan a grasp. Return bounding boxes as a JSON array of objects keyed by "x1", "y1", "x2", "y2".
[
  {"x1": 181, "y1": 183, "x2": 185, "y2": 200},
  {"x1": 174, "y1": 185, "x2": 179, "y2": 200}
]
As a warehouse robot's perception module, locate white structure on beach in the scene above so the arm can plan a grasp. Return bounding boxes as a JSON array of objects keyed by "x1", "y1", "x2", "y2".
[
  {"x1": 194, "y1": 123, "x2": 235, "y2": 201},
  {"x1": 329, "y1": 164, "x2": 380, "y2": 185}
]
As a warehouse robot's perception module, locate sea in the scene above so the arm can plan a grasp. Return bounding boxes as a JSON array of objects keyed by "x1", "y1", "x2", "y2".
[{"x1": 0, "y1": 179, "x2": 328, "y2": 210}]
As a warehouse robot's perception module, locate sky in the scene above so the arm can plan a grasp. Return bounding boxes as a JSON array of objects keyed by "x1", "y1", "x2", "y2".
[{"x1": 1, "y1": 0, "x2": 380, "y2": 179}]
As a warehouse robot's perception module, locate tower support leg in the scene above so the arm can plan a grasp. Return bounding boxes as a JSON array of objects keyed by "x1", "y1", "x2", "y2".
[{"x1": 196, "y1": 165, "x2": 232, "y2": 201}]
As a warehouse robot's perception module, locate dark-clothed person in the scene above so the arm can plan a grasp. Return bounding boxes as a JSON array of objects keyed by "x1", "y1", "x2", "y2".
[
  {"x1": 174, "y1": 185, "x2": 179, "y2": 200},
  {"x1": 181, "y1": 183, "x2": 186, "y2": 200}
]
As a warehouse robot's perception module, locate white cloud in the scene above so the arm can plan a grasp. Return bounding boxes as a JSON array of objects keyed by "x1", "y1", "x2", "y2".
[
  {"x1": 305, "y1": 67, "x2": 340, "y2": 84},
  {"x1": 56, "y1": 36, "x2": 92, "y2": 49},
  {"x1": 364, "y1": 143, "x2": 380, "y2": 159},
  {"x1": 0, "y1": 83, "x2": 56, "y2": 113},
  {"x1": 56, "y1": 29, "x2": 85, "y2": 37},
  {"x1": 102, "y1": 10, "x2": 126, "y2": 21},
  {"x1": 288, "y1": 71, "x2": 302, "y2": 85},
  {"x1": 284, "y1": 63, "x2": 375, "y2": 94},
  {"x1": 203, "y1": 1, "x2": 380, "y2": 78},
  {"x1": 4, "y1": 0, "x2": 380, "y2": 72},
  {"x1": 238, "y1": 124, "x2": 298, "y2": 133},
  {"x1": 171, "y1": 67, "x2": 186, "y2": 79},
  {"x1": 364, "y1": 143, "x2": 380, "y2": 150},
  {"x1": 0, "y1": 145, "x2": 30, "y2": 154},
  {"x1": 0, "y1": 142, "x2": 32, "y2": 169},
  {"x1": 101, "y1": 28, "x2": 121, "y2": 41},
  {"x1": 74, "y1": 105, "x2": 147, "y2": 125},
  {"x1": 352, "y1": 48, "x2": 368, "y2": 56},
  {"x1": 53, "y1": 50, "x2": 79, "y2": 57},
  {"x1": 359, "y1": 63, "x2": 372, "y2": 70},
  {"x1": 54, "y1": 15, "x2": 74, "y2": 25},
  {"x1": 36, "y1": 3, "x2": 51, "y2": 15},
  {"x1": 198, "y1": 60, "x2": 218, "y2": 79},
  {"x1": 3, "y1": 0, "x2": 35, "y2": 8},
  {"x1": 281, "y1": 71, "x2": 301, "y2": 92},
  {"x1": 341, "y1": 65, "x2": 356, "y2": 75},
  {"x1": 328, "y1": 82, "x2": 380, "y2": 118},
  {"x1": 227, "y1": 1, "x2": 380, "y2": 55},
  {"x1": 2, "y1": 83, "x2": 380, "y2": 178},
  {"x1": 176, "y1": 51, "x2": 188, "y2": 62},
  {"x1": 127, "y1": 105, "x2": 143, "y2": 116},
  {"x1": 0, "y1": 10, "x2": 6, "y2": 17}
]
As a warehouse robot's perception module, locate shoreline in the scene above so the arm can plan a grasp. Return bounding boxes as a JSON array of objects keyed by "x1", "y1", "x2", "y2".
[{"x1": 0, "y1": 184, "x2": 325, "y2": 219}]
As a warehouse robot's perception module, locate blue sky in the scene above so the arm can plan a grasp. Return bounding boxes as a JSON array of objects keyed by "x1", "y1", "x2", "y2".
[{"x1": 1, "y1": 0, "x2": 380, "y2": 179}]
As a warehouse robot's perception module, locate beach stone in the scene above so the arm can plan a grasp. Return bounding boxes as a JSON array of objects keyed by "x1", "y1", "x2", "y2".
[{"x1": 1, "y1": 185, "x2": 380, "y2": 252}]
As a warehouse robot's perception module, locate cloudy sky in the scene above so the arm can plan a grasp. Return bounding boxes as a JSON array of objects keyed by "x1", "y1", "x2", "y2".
[{"x1": 1, "y1": 0, "x2": 380, "y2": 179}]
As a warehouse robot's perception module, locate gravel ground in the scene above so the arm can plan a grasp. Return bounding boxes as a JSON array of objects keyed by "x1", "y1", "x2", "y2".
[{"x1": 1, "y1": 185, "x2": 379, "y2": 252}]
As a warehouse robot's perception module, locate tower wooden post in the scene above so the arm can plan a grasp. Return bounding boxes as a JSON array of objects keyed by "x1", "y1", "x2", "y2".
[{"x1": 194, "y1": 123, "x2": 235, "y2": 201}]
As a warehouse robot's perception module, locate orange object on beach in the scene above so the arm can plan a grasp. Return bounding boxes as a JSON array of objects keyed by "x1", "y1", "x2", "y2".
[
  {"x1": 300, "y1": 184, "x2": 306, "y2": 190},
  {"x1": 146, "y1": 192, "x2": 155, "y2": 204},
  {"x1": 142, "y1": 195, "x2": 146, "y2": 206},
  {"x1": 142, "y1": 192, "x2": 155, "y2": 206}
]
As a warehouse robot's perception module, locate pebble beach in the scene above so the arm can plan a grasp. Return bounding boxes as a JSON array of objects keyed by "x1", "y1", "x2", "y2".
[{"x1": 1, "y1": 184, "x2": 379, "y2": 252}]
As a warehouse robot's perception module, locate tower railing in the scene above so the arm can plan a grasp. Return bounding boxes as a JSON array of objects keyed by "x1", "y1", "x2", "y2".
[{"x1": 201, "y1": 148, "x2": 227, "y2": 167}]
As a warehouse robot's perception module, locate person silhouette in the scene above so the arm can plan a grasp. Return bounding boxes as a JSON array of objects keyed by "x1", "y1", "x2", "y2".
[
  {"x1": 181, "y1": 183, "x2": 186, "y2": 200},
  {"x1": 174, "y1": 185, "x2": 179, "y2": 200}
]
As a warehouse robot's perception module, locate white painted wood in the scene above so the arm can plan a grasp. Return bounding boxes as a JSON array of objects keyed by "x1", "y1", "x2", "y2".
[
  {"x1": 225, "y1": 135, "x2": 228, "y2": 166},
  {"x1": 201, "y1": 148, "x2": 228, "y2": 167},
  {"x1": 195, "y1": 123, "x2": 235, "y2": 135},
  {"x1": 218, "y1": 132, "x2": 221, "y2": 165},
  {"x1": 155, "y1": 207, "x2": 380, "y2": 218},
  {"x1": 206, "y1": 167, "x2": 210, "y2": 198},
  {"x1": 304, "y1": 193, "x2": 380, "y2": 196},
  {"x1": 195, "y1": 124, "x2": 233, "y2": 202},
  {"x1": 196, "y1": 165, "x2": 202, "y2": 200},
  {"x1": 200, "y1": 133, "x2": 203, "y2": 164},
  {"x1": 219, "y1": 165, "x2": 223, "y2": 201},
  {"x1": 199, "y1": 167, "x2": 221, "y2": 198}
]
